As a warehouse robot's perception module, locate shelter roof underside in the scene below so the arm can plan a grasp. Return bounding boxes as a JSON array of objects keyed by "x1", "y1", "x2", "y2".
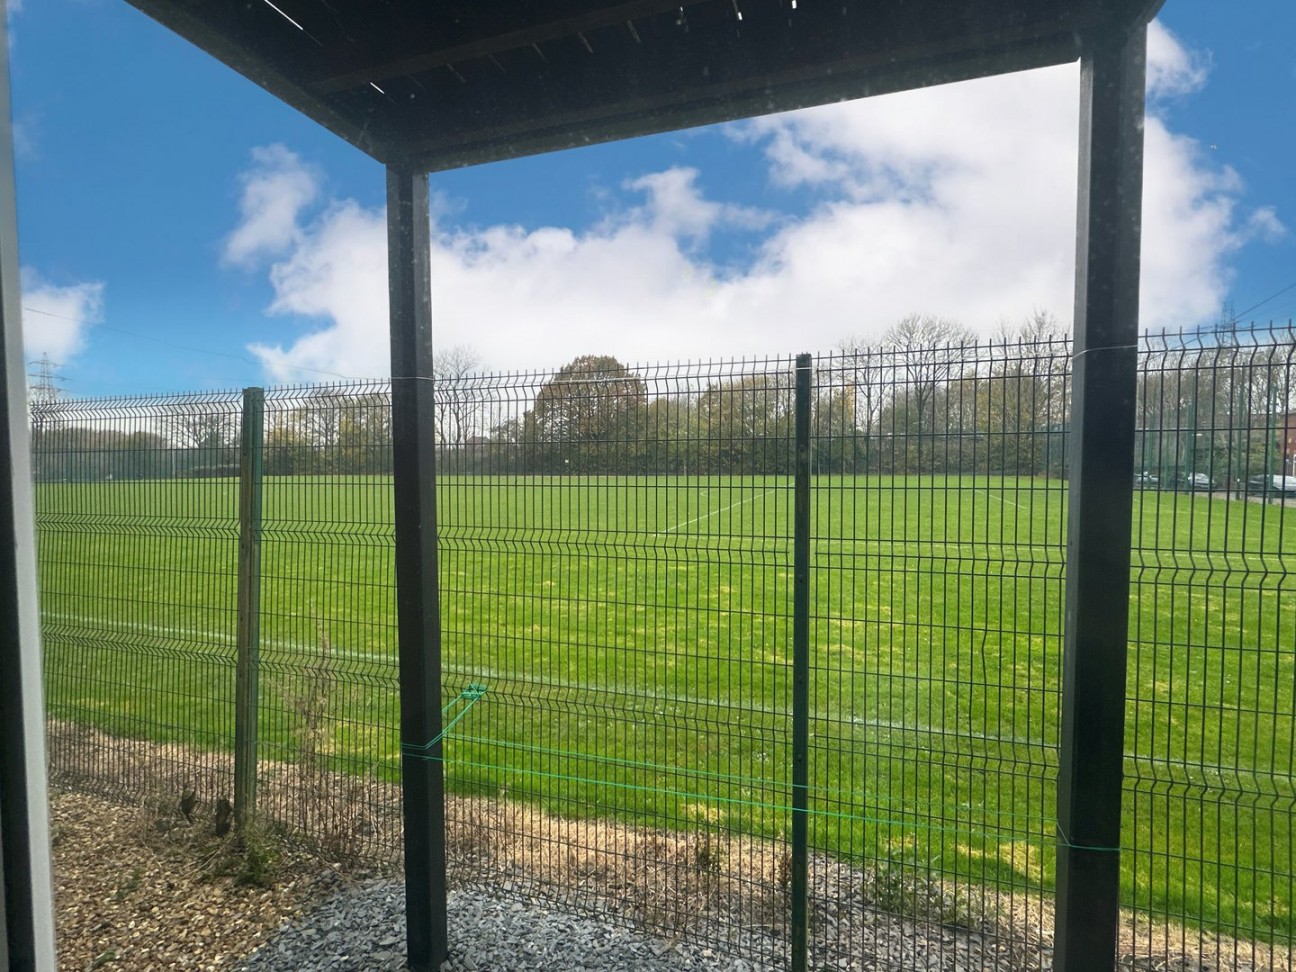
[{"x1": 126, "y1": 0, "x2": 1159, "y2": 172}]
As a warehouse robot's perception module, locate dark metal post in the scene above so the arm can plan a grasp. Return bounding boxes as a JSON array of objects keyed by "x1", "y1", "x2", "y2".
[
  {"x1": 234, "y1": 386, "x2": 266, "y2": 827},
  {"x1": 791, "y1": 352, "x2": 813, "y2": 972},
  {"x1": 0, "y1": 2, "x2": 57, "y2": 965},
  {"x1": 387, "y1": 165, "x2": 448, "y2": 972},
  {"x1": 1054, "y1": 23, "x2": 1147, "y2": 972}
]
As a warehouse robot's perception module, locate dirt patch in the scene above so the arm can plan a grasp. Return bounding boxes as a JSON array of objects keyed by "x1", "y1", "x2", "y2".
[
  {"x1": 445, "y1": 793, "x2": 791, "y2": 942},
  {"x1": 46, "y1": 720, "x2": 402, "y2": 868},
  {"x1": 49, "y1": 790, "x2": 343, "y2": 971}
]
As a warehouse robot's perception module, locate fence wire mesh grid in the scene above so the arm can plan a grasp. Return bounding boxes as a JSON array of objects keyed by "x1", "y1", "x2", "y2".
[{"x1": 33, "y1": 328, "x2": 1296, "y2": 970}]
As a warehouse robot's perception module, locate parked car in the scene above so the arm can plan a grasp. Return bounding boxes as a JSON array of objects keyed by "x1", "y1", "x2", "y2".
[
  {"x1": 1246, "y1": 474, "x2": 1296, "y2": 497},
  {"x1": 1182, "y1": 472, "x2": 1214, "y2": 491},
  {"x1": 1133, "y1": 471, "x2": 1159, "y2": 489}
]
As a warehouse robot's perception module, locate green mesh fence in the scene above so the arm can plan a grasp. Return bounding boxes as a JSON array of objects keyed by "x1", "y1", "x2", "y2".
[{"x1": 34, "y1": 327, "x2": 1296, "y2": 969}]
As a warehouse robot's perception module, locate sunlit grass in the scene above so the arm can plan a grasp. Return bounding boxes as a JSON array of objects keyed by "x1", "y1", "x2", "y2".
[{"x1": 36, "y1": 474, "x2": 1296, "y2": 938}]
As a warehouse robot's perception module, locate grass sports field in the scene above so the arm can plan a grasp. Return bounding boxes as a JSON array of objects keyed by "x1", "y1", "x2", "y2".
[{"x1": 36, "y1": 474, "x2": 1295, "y2": 938}]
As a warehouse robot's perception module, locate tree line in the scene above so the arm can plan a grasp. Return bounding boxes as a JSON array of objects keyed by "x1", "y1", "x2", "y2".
[
  {"x1": 477, "y1": 315, "x2": 1070, "y2": 477},
  {"x1": 29, "y1": 318, "x2": 1295, "y2": 482}
]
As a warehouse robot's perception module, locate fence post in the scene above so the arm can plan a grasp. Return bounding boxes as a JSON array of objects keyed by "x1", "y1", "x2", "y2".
[
  {"x1": 234, "y1": 386, "x2": 265, "y2": 827},
  {"x1": 1054, "y1": 22, "x2": 1147, "y2": 972},
  {"x1": 387, "y1": 165, "x2": 449, "y2": 972},
  {"x1": 791, "y1": 352, "x2": 813, "y2": 972}
]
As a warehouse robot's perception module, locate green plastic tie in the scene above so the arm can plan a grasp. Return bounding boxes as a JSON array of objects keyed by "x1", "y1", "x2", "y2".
[{"x1": 401, "y1": 683, "x2": 489, "y2": 756}]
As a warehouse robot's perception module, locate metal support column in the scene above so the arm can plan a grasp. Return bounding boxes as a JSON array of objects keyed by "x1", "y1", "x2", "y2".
[
  {"x1": 234, "y1": 386, "x2": 266, "y2": 827},
  {"x1": 387, "y1": 165, "x2": 449, "y2": 972},
  {"x1": 790, "y1": 352, "x2": 812, "y2": 972},
  {"x1": 1054, "y1": 23, "x2": 1147, "y2": 972},
  {"x1": 0, "y1": 2, "x2": 58, "y2": 966}
]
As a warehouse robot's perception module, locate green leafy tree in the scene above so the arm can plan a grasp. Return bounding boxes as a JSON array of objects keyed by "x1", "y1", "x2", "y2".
[
  {"x1": 337, "y1": 394, "x2": 393, "y2": 474},
  {"x1": 696, "y1": 370, "x2": 795, "y2": 474},
  {"x1": 642, "y1": 395, "x2": 700, "y2": 474},
  {"x1": 265, "y1": 418, "x2": 313, "y2": 475},
  {"x1": 528, "y1": 355, "x2": 648, "y2": 473}
]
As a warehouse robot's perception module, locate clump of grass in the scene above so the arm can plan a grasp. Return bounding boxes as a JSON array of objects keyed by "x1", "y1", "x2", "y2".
[
  {"x1": 229, "y1": 817, "x2": 281, "y2": 887},
  {"x1": 291, "y1": 616, "x2": 334, "y2": 834},
  {"x1": 775, "y1": 847, "x2": 793, "y2": 894},
  {"x1": 864, "y1": 854, "x2": 984, "y2": 931},
  {"x1": 447, "y1": 788, "x2": 520, "y2": 882},
  {"x1": 126, "y1": 780, "x2": 286, "y2": 889},
  {"x1": 279, "y1": 614, "x2": 376, "y2": 860},
  {"x1": 112, "y1": 865, "x2": 143, "y2": 901},
  {"x1": 693, "y1": 832, "x2": 726, "y2": 873}
]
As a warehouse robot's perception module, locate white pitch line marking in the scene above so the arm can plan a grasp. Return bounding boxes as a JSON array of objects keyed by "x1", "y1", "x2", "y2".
[
  {"x1": 660, "y1": 487, "x2": 777, "y2": 535},
  {"x1": 980, "y1": 488, "x2": 1022, "y2": 510},
  {"x1": 41, "y1": 611, "x2": 391, "y2": 664}
]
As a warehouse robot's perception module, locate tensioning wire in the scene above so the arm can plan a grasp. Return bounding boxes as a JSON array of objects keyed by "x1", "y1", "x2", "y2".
[
  {"x1": 400, "y1": 683, "x2": 490, "y2": 757},
  {"x1": 443, "y1": 731, "x2": 1056, "y2": 827},
  {"x1": 450, "y1": 731, "x2": 786, "y2": 793},
  {"x1": 408, "y1": 745, "x2": 1115, "y2": 854},
  {"x1": 395, "y1": 684, "x2": 1114, "y2": 851}
]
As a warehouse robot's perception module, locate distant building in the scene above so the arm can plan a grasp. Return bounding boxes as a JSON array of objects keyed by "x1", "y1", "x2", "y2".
[{"x1": 1282, "y1": 412, "x2": 1296, "y2": 475}]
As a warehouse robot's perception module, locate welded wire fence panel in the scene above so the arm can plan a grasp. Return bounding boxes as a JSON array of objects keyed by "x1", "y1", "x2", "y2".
[
  {"x1": 437, "y1": 357, "x2": 796, "y2": 966},
  {"x1": 34, "y1": 384, "x2": 404, "y2": 860},
  {"x1": 257, "y1": 383, "x2": 401, "y2": 861},
  {"x1": 802, "y1": 328, "x2": 1296, "y2": 971},
  {"x1": 35, "y1": 391, "x2": 244, "y2": 811},
  {"x1": 1121, "y1": 328, "x2": 1295, "y2": 971},
  {"x1": 809, "y1": 338, "x2": 1071, "y2": 970},
  {"x1": 33, "y1": 327, "x2": 1296, "y2": 971}
]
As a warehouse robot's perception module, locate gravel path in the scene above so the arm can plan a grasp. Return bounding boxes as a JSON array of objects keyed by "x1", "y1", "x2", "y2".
[
  {"x1": 232, "y1": 874, "x2": 1067, "y2": 972},
  {"x1": 234, "y1": 882, "x2": 776, "y2": 972}
]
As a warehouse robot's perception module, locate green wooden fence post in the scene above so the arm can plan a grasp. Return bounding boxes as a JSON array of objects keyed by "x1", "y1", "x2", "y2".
[
  {"x1": 791, "y1": 352, "x2": 813, "y2": 972},
  {"x1": 234, "y1": 386, "x2": 265, "y2": 827}
]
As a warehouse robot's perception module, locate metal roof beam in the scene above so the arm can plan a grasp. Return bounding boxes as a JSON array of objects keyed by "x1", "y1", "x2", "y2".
[
  {"x1": 313, "y1": 0, "x2": 714, "y2": 95},
  {"x1": 397, "y1": 17, "x2": 1084, "y2": 171},
  {"x1": 124, "y1": 0, "x2": 400, "y2": 161}
]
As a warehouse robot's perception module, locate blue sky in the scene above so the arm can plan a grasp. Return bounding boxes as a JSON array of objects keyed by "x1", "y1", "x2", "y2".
[{"x1": 10, "y1": 1, "x2": 1296, "y2": 397}]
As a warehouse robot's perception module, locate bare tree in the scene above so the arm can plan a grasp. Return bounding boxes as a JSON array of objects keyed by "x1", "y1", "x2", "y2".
[
  {"x1": 885, "y1": 313, "x2": 974, "y2": 392},
  {"x1": 433, "y1": 345, "x2": 484, "y2": 467},
  {"x1": 835, "y1": 335, "x2": 888, "y2": 441},
  {"x1": 304, "y1": 388, "x2": 346, "y2": 452},
  {"x1": 882, "y1": 314, "x2": 973, "y2": 472},
  {"x1": 982, "y1": 310, "x2": 1071, "y2": 475},
  {"x1": 165, "y1": 401, "x2": 239, "y2": 474},
  {"x1": 167, "y1": 402, "x2": 237, "y2": 451},
  {"x1": 999, "y1": 308, "x2": 1067, "y2": 345}
]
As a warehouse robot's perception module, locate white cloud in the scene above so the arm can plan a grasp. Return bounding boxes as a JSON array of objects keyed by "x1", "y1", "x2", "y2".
[
  {"x1": 620, "y1": 168, "x2": 772, "y2": 243},
  {"x1": 12, "y1": 117, "x2": 36, "y2": 161},
  {"x1": 1146, "y1": 20, "x2": 1210, "y2": 100},
  {"x1": 247, "y1": 198, "x2": 389, "y2": 379},
  {"x1": 233, "y1": 20, "x2": 1278, "y2": 381},
  {"x1": 20, "y1": 269, "x2": 103, "y2": 363},
  {"x1": 1246, "y1": 207, "x2": 1285, "y2": 243},
  {"x1": 222, "y1": 144, "x2": 320, "y2": 268},
  {"x1": 1138, "y1": 120, "x2": 1247, "y2": 329}
]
